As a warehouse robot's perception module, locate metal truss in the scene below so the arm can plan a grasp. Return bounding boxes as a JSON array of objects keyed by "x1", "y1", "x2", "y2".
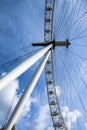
[{"x1": 44, "y1": 0, "x2": 67, "y2": 129}]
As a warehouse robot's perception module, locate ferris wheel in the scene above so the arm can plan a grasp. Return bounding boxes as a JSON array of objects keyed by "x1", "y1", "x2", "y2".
[
  {"x1": 34, "y1": 0, "x2": 87, "y2": 129},
  {"x1": 0, "y1": 0, "x2": 87, "y2": 130}
]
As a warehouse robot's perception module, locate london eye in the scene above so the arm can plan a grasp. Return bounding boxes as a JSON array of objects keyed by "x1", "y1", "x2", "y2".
[{"x1": 0, "y1": 0, "x2": 87, "y2": 130}]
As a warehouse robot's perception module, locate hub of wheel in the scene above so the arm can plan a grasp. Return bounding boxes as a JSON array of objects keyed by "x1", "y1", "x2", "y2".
[{"x1": 32, "y1": 39, "x2": 70, "y2": 49}]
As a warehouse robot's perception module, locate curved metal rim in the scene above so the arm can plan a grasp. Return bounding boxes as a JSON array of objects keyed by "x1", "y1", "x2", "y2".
[{"x1": 44, "y1": 0, "x2": 67, "y2": 129}]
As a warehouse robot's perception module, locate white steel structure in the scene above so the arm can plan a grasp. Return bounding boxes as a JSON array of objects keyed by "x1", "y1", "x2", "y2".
[
  {"x1": 0, "y1": 44, "x2": 52, "y2": 90},
  {"x1": 4, "y1": 51, "x2": 51, "y2": 130}
]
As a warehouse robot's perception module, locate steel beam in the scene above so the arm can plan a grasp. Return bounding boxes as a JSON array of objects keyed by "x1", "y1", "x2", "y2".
[
  {"x1": 0, "y1": 44, "x2": 52, "y2": 90},
  {"x1": 4, "y1": 50, "x2": 51, "y2": 130}
]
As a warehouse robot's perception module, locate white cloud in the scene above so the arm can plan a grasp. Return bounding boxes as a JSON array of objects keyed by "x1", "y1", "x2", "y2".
[
  {"x1": 34, "y1": 104, "x2": 53, "y2": 130},
  {"x1": 0, "y1": 76, "x2": 19, "y2": 123},
  {"x1": 55, "y1": 86, "x2": 61, "y2": 97},
  {"x1": 0, "y1": 73, "x2": 37, "y2": 127},
  {"x1": 85, "y1": 122, "x2": 87, "y2": 129},
  {"x1": 47, "y1": 127, "x2": 54, "y2": 130},
  {"x1": 62, "y1": 106, "x2": 81, "y2": 130},
  {"x1": 35, "y1": 104, "x2": 49, "y2": 130},
  {"x1": 19, "y1": 96, "x2": 37, "y2": 119}
]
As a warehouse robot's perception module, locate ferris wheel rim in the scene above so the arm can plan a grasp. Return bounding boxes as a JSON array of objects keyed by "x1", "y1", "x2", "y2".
[{"x1": 44, "y1": 0, "x2": 67, "y2": 129}]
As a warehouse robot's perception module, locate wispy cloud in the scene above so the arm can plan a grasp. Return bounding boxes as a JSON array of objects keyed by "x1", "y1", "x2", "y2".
[
  {"x1": 55, "y1": 85, "x2": 61, "y2": 96},
  {"x1": 34, "y1": 104, "x2": 52, "y2": 130},
  {"x1": 62, "y1": 106, "x2": 81, "y2": 129},
  {"x1": 0, "y1": 72, "x2": 37, "y2": 128},
  {"x1": 0, "y1": 73, "x2": 19, "y2": 125},
  {"x1": 85, "y1": 122, "x2": 87, "y2": 129}
]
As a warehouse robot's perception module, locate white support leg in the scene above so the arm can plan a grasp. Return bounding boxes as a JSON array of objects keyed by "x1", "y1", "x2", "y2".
[
  {"x1": 4, "y1": 50, "x2": 51, "y2": 130},
  {"x1": 0, "y1": 44, "x2": 52, "y2": 90}
]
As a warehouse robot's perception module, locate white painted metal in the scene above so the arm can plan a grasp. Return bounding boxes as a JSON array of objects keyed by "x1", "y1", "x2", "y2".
[
  {"x1": 44, "y1": 0, "x2": 67, "y2": 129},
  {"x1": 0, "y1": 44, "x2": 52, "y2": 90},
  {"x1": 4, "y1": 50, "x2": 51, "y2": 130}
]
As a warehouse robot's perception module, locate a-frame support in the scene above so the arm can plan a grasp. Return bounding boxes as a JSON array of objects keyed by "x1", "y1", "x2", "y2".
[{"x1": 3, "y1": 50, "x2": 51, "y2": 130}]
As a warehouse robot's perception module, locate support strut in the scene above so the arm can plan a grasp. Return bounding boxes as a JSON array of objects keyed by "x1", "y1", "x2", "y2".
[
  {"x1": 0, "y1": 44, "x2": 52, "y2": 91},
  {"x1": 3, "y1": 50, "x2": 51, "y2": 130}
]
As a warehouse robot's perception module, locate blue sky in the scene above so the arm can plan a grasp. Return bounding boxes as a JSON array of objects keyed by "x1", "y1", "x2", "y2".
[{"x1": 0, "y1": 0, "x2": 87, "y2": 130}]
